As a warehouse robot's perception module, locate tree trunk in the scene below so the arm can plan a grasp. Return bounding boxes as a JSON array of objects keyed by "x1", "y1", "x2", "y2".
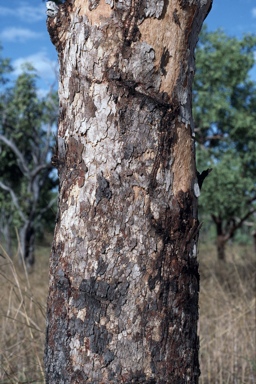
[
  {"x1": 19, "y1": 222, "x2": 35, "y2": 268},
  {"x1": 4, "y1": 223, "x2": 12, "y2": 258},
  {"x1": 45, "y1": 1, "x2": 212, "y2": 383},
  {"x1": 216, "y1": 234, "x2": 226, "y2": 261},
  {"x1": 212, "y1": 215, "x2": 228, "y2": 261},
  {"x1": 0, "y1": 212, "x2": 13, "y2": 257},
  {"x1": 253, "y1": 231, "x2": 256, "y2": 254}
]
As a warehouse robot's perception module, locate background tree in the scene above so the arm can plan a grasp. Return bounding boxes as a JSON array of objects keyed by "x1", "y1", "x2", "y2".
[
  {"x1": 44, "y1": 0, "x2": 212, "y2": 383},
  {"x1": 0, "y1": 60, "x2": 58, "y2": 267},
  {"x1": 193, "y1": 27, "x2": 256, "y2": 260},
  {"x1": 0, "y1": 46, "x2": 13, "y2": 254}
]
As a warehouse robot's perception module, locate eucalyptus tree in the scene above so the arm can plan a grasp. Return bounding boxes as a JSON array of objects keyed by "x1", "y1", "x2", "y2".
[
  {"x1": 0, "y1": 46, "x2": 13, "y2": 254},
  {"x1": 193, "y1": 27, "x2": 256, "y2": 259},
  {"x1": 0, "y1": 63, "x2": 58, "y2": 267},
  {"x1": 44, "y1": 0, "x2": 212, "y2": 382}
]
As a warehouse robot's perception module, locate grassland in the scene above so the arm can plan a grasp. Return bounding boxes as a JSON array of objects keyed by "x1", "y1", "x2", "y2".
[{"x1": 0, "y1": 239, "x2": 255, "y2": 383}]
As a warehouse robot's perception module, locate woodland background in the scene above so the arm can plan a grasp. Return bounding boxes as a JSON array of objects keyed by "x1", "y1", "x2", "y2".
[{"x1": 0, "y1": 7, "x2": 255, "y2": 384}]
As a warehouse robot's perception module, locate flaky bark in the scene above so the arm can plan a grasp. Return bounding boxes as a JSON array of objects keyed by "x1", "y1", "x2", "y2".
[{"x1": 45, "y1": 0, "x2": 212, "y2": 382}]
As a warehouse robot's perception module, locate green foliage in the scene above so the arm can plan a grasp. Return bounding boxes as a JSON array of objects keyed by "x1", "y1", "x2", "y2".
[
  {"x1": 194, "y1": 26, "x2": 256, "y2": 153},
  {"x1": 198, "y1": 150, "x2": 254, "y2": 220},
  {"x1": 0, "y1": 44, "x2": 12, "y2": 85},
  {"x1": 0, "y1": 47, "x2": 58, "y2": 253},
  {"x1": 194, "y1": 27, "x2": 256, "y2": 243}
]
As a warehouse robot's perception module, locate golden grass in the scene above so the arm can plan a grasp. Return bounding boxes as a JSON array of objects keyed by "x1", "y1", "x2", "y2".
[
  {"x1": 199, "y1": 244, "x2": 256, "y2": 384},
  {"x1": 0, "y1": 242, "x2": 49, "y2": 384},
  {"x1": 0, "y1": 240, "x2": 255, "y2": 383}
]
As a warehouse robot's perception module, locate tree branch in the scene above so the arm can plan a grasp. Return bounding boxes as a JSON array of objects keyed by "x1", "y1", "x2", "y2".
[
  {"x1": 0, "y1": 181, "x2": 26, "y2": 221},
  {"x1": 31, "y1": 163, "x2": 52, "y2": 179},
  {"x1": 0, "y1": 135, "x2": 29, "y2": 176},
  {"x1": 227, "y1": 207, "x2": 256, "y2": 240},
  {"x1": 37, "y1": 195, "x2": 57, "y2": 220}
]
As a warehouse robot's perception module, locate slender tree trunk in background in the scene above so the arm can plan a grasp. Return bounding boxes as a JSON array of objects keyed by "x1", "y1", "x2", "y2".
[
  {"x1": 45, "y1": 0, "x2": 212, "y2": 382},
  {"x1": 212, "y1": 215, "x2": 227, "y2": 261},
  {"x1": 216, "y1": 234, "x2": 226, "y2": 261},
  {"x1": 19, "y1": 221, "x2": 35, "y2": 267},
  {"x1": 1, "y1": 221, "x2": 12, "y2": 257},
  {"x1": 253, "y1": 231, "x2": 256, "y2": 254}
]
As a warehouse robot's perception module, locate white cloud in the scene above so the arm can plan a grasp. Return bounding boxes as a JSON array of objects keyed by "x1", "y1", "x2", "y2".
[
  {"x1": 0, "y1": 27, "x2": 42, "y2": 42},
  {"x1": 252, "y1": 8, "x2": 256, "y2": 18},
  {"x1": 13, "y1": 51, "x2": 58, "y2": 82},
  {"x1": 0, "y1": 2, "x2": 46, "y2": 23}
]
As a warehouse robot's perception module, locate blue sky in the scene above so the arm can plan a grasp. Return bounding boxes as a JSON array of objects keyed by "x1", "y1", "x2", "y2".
[{"x1": 0, "y1": 0, "x2": 256, "y2": 93}]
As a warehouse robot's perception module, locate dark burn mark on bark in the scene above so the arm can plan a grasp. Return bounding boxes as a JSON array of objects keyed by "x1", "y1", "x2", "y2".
[
  {"x1": 90, "y1": 326, "x2": 111, "y2": 355},
  {"x1": 70, "y1": 370, "x2": 88, "y2": 382},
  {"x1": 148, "y1": 106, "x2": 179, "y2": 192},
  {"x1": 44, "y1": 245, "x2": 72, "y2": 383},
  {"x1": 148, "y1": 191, "x2": 198, "y2": 266},
  {"x1": 145, "y1": 190, "x2": 200, "y2": 380},
  {"x1": 108, "y1": 364, "x2": 122, "y2": 381},
  {"x1": 67, "y1": 278, "x2": 130, "y2": 364},
  {"x1": 173, "y1": 8, "x2": 181, "y2": 27},
  {"x1": 118, "y1": 106, "x2": 128, "y2": 135},
  {"x1": 179, "y1": 0, "x2": 189, "y2": 8},
  {"x1": 160, "y1": 47, "x2": 170, "y2": 76},
  {"x1": 107, "y1": 60, "x2": 171, "y2": 113},
  {"x1": 44, "y1": 316, "x2": 71, "y2": 383},
  {"x1": 107, "y1": 77, "x2": 176, "y2": 179},
  {"x1": 124, "y1": 374, "x2": 157, "y2": 384},
  {"x1": 123, "y1": 143, "x2": 134, "y2": 159},
  {"x1": 116, "y1": 5, "x2": 141, "y2": 45},
  {"x1": 108, "y1": 67, "x2": 122, "y2": 81},
  {"x1": 96, "y1": 257, "x2": 108, "y2": 276},
  {"x1": 103, "y1": 349, "x2": 115, "y2": 366},
  {"x1": 96, "y1": 173, "x2": 112, "y2": 205},
  {"x1": 59, "y1": 137, "x2": 88, "y2": 203},
  {"x1": 57, "y1": 275, "x2": 70, "y2": 292},
  {"x1": 47, "y1": 1, "x2": 70, "y2": 53},
  {"x1": 78, "y1": 277, "x2": 130, "y2": 310}
]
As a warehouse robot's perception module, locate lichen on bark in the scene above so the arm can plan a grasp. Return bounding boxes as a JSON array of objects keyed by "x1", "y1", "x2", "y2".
[{"x1": 45, "y1": 0, "x2": 212, "y2": 383}]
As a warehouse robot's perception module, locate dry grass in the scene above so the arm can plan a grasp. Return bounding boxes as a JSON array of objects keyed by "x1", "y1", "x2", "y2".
[
  {"x1": 199, "y1": 244, "x2": 256, "y2": 384},
  {"x1": 0, "y1": 241, "x2": 49, "y2": 384},
  {"x1": 0, "y1": 240, "x2": 255, "y2": 383}
]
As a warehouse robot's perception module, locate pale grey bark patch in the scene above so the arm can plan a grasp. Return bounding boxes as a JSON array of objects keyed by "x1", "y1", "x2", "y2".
[
  {"x1": 144, "y1": 0, "x2": 165, "y2": 18},
  {"x1": 193, "y1": 182, "x2": 200, "y2": 198},
  {"x1": 121, "y1": 42, "x2": 161, "y2": 92},
  {"x1": 89, "y1": 0, "x2": 100, "y2": 11},
  {"x1": 46, "y1": 1, "x2": 59, "y2": 18},
  {"x1": 105, "y1": 0, "x2": 114, "y2": 8},
  {"x1": 45, "y1": 317, "x2": 70, "y2": 383}
]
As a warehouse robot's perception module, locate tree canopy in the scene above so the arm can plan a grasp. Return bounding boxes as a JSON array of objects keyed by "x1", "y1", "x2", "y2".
[
  {"x1": 0, "y1": 48, "x2": 58, "y2": 266},
  {"x1": 194, "y1": 27, "x2": 256, "y2": 258}
]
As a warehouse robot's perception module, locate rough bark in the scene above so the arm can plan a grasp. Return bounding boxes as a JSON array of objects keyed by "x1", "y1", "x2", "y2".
[{"x1": 45, "y1": 0, "x2": 212, "y2": 383}]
